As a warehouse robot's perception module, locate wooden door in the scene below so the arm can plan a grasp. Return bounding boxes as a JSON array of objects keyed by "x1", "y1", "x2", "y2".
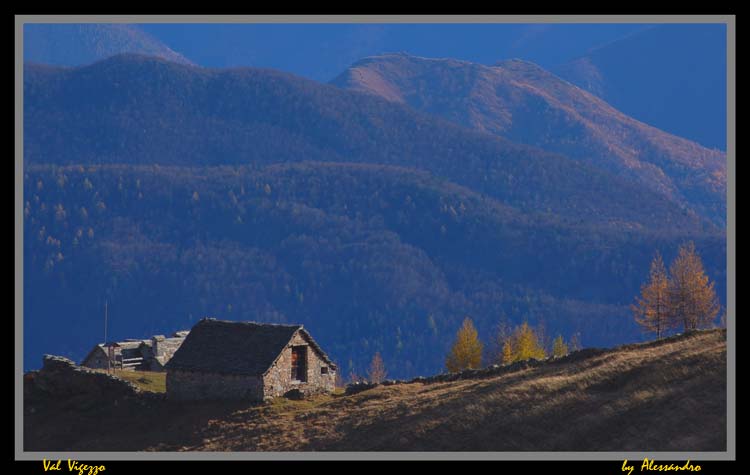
[{"x1": 291, "y1": 346, "x2": 307, "y2": 382}]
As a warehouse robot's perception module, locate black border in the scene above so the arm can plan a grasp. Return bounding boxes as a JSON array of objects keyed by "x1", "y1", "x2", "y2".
[{"x1": 13, "y1": 7, "x2": 736, "y2": 470}]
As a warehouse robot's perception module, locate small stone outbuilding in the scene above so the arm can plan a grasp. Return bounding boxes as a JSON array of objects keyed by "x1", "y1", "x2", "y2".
[
  {"x1": 164, "y1": 318, "x2": 337, "y2": 401},
  {"x1": 81, "y1": 330, "x2": 189, "y2": 371}
]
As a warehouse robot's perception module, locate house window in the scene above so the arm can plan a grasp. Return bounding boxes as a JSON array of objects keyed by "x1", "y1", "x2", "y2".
[
  {"x1": 291, "y1": 346, "x2": 307, "y2": 382},
  {"x1": 321, "y1": 366, "x2": 329, "y2": 375}
]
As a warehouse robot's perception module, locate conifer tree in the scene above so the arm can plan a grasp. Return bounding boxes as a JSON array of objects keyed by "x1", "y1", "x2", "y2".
[
  {"x1": 446, "y1": 317, "x2": 483, "y2": 372},
  {"x1": 569, "y1": 332, "x2": 582, "y2": 352},
  {"x1": 668, "y1": 242, "x2": 720, "y2": 331},
  {"x1": 511, "y1": 322, "x2": 547, "y2": 362},
  {"x1": 502, "y1": 340, "x2": 514, "y2": 365},
  {"x1": 552, "y1": 335, "x2": 569, "y2": 357},
  {"x1": 499, "y1": 322, "x2": 547, "y2": 364},
  {"x1": 367, "y1": 351, "x2": 387, "y2": 383},
  {"x1": 493, "y1": 315, "x2": 512, "y2": 364},
  {"x1": 631, "y1": 251, "x2": 671, "y2": 338}
]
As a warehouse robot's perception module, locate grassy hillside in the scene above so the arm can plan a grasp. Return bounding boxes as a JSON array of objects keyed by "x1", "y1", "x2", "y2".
[
  {"x1": 24, "y1": 329, "x2": 727, "y2": 451},
  {"x1": 91, "y1": 370, "x2": 166, "y2": 393}
]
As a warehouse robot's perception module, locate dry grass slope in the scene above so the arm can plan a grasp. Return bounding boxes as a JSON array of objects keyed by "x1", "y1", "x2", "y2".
[
  {"x1": 90, "y1": 370, "x2": 166, "y2": 393},
  {"x1": 24, "y1": 329, "x2": 726, "y2": 452}
]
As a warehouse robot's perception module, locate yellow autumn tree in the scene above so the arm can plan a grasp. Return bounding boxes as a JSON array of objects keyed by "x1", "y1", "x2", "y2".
[
  {"x1": 501, "y1": 339, "x2": 514, "y2": 364},
  {"x1": 446, "y1": 317, "x2": 483, "y2": 372},
  {"x1": 512, "y1": 322, "x2": 547, "y2": 362},
  {"x1": 552, "y1": 335, "x2": 569, "y2": 357},
  {"x1": 668, "y1": 242, "x2": 720, "y2": 331},
  {"x1": 631, "y1": 251, "x2": 672, "y2": 339},
  {"x1": 501, "y1": 322, "x2": 546, "y2": 364}
]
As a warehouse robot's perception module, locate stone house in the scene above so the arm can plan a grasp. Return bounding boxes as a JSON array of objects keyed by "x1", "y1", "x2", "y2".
[
  {"x1": 80, "y1": 343, "x2": 114, "y2": 369},
  {"x1": 164, "y1": 318, "x2": 338, "y2": 401},
  {"x1": 140, "y1": 331, "x2": 190, "y2": 371},
  {"x1": 81, "y1": 330, "x2": 189, "y2": 371}
]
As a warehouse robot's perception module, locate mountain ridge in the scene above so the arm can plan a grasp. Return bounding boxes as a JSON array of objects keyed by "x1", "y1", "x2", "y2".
[
  {"x1": 553, "y1": 24, "x2": 727, "y2": 150},
  {"x1": 331, "y1": 53, "x2": 726, "y2": 226},
  {"x1": 23, "y1": 24, "x2": 194, "y2": 67},
  {"x1": 24, "y1": 54, "x2": 718, "y2": 233}
]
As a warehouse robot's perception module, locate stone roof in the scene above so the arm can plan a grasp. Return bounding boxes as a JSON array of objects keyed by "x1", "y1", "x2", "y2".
[
  {"x1": 81, "y1": 344, "x2": 108, "y2": 365},
  {"x1": 116, "y1": 341, "x2": 143, "y2": 350},
  {"x1": 81, "y1": 330, "x2": 190, "y2": 366},
  {"x1": 165, "y1": 318, "x2": 336, "y2": 376}
]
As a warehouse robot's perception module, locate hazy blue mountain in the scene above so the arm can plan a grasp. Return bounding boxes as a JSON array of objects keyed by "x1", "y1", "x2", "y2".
[
  {"x1": 138, "y1": 23, "x2": 645, "y2": 82},
  {"x1": 23, "y1": 23, "x2": 194, "y2": 66},
  {"x1": 22, "y1": 54, "x2": 726, "y2": 378},
  {"x1": 24, "y1": 22, "x2": 725, "y2": 151},
  {"x1": 25, "y1": 54, "x2": 718, "y2": 233},
  {"x1": 331, "y1": 53, "x2": 726, "y2": 226},
  {"x1": 554, "y1": 24, "x2": 727, "y2": 150}
]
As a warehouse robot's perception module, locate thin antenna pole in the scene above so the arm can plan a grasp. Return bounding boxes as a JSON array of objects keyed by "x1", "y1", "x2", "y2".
[{"x1": 105, "y1": 299, "x2": 109, "y2": 373}]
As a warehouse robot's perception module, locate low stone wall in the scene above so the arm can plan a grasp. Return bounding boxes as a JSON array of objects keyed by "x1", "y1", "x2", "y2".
[
  {"x1": 344, "y1": 347, "x2": 609, "y2": 394},
  {"x1": 32, "y1": 354, "x2": 142, "y2": 398},
  {"x1": 344, "y1": 332, "x2": 725, "y2": 396},
  {"x1": 344, "y1": 382, "x2": 379, "y2": 395},
  {"x1": 166, "y1": 369, "x2": 264, "y2": 401}
]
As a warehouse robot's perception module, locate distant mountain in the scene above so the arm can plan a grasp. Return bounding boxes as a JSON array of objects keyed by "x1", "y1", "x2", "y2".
[
  {"x1": 553, "y1": 24, "x2": 726, "y2": 151},
  {"x1": 23, "y1": 54, "x2": 714, "y2": 233},
  {"x1": 22, "y1": 55, "x2": 726, "y2": 378},
  {"x1": 23, "y1": 24, "x2": 194, "y2": 66},
  {"x1": 137, "y1": 23, "x2": 645, "y2": 82},
  {"x1": 330, "y1": 53, "x2": 727, "y2": 226}
]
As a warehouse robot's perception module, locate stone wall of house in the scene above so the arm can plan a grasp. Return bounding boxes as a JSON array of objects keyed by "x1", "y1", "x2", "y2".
[
  {"x1": 166, "y1": 369, "x2": 264, "y2": 401},
  {"x1": 154, "y1": 337, "x2": 184, "y2": 359},
  {"x1": 263, "y1": 331, "x2": 336, "y2": 398},
  {"x1": 149, "y1": 336, "x2": 186, "y2": 371},
  {"x1": 82, "y1": 349, "x2": 110, "y2": 370}
]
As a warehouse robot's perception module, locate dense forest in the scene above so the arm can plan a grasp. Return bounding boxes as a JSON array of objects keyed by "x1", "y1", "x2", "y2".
[
  {"x1": 24, "y1": 55, "x2": 719, "y2": 233},
  {"x1": 22, "y1": 55, "x2": 726, "y2": 379},
  {"x1": 23, "y1": 163, "x2": 726, "y2": 378}
]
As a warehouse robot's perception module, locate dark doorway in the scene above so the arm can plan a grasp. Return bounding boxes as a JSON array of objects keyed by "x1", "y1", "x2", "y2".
[{"x1": 291, "y1": 346, "x2": 307, "y2": 382}]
